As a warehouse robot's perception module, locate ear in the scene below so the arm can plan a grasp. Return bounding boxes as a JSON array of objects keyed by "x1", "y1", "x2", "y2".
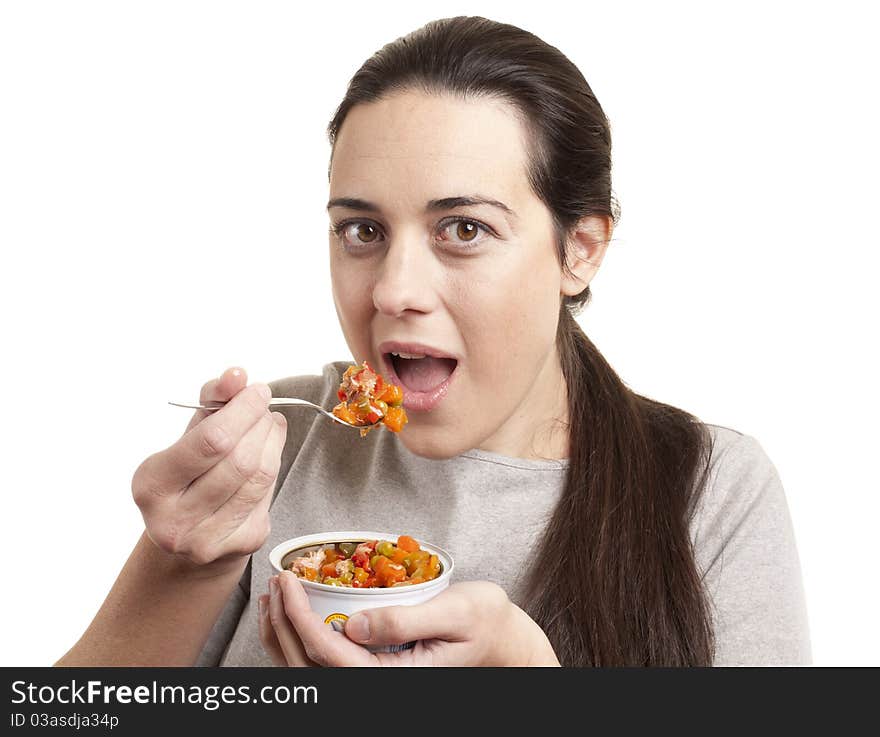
[{"x1": 559, "y1": 215, "x2": 612, "y2": 297}]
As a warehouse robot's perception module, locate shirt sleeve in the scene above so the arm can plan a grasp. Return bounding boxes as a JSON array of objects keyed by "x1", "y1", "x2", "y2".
[{"x1": 690, "y1": 431, "x2": 812, "y2": 666}]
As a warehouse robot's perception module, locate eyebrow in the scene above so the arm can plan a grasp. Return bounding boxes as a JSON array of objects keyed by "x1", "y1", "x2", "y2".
[{"x1": 326, "y1": 195, "x2": 516, "y2": 218}]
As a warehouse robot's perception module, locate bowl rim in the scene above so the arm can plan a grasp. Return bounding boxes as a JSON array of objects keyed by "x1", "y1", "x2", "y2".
[{"x1": 269, "y1": 530, "x2": 454, "y2": 595}]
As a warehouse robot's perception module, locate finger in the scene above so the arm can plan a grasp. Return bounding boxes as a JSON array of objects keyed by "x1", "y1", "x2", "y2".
[
  {"x1": 177, "y1": 410, "x2": 276, "y2": 521},
  {"x1": 205, "y1": 411, "x2": 286, "y2": 521},
  {"x1": 258, "y1": 593, "x2": 287, "y2": 666},
  {"x1": 181, "y1": 412, "x2": 286, "y2": 559},
  {"x1": 343, "y1": 586, "x2": 478, "y2": 648},
  {"x1": 143, "y1": 382, "x2": 272, "y2": 493},
  {"x1": 268, "y1": 576, "x2": 316, "y2": 667},
  {"x1": 276, "y1": 571, "x2": 374, "y2": 667},
  {"x1": 184, "y1": 367, "x2": 249, "y2": 435}
]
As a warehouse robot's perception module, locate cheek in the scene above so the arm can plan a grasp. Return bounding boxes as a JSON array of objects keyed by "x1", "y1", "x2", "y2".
[
  {"x1": 452, "y1": 265, "x2": 557, "y2": 380},
  {"x1": 330, "y1": 258, "x2": 376, "y2": 359},
  {"x1": 331, "y1": 258, "x2": 372, "y2": 318}
]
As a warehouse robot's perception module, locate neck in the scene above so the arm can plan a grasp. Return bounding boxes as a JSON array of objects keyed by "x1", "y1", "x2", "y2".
[{"x1": 477, "y1": 348, "x2": 570, "y2": 461}]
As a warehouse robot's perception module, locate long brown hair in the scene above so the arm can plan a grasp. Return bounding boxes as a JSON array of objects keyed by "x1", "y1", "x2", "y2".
[{"x1": 327, "y1": 16, "x2": 715, "y2": 666}]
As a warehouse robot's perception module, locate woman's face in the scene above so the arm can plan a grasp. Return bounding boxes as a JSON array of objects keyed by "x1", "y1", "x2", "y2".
[{"x1": 328, "y1": 90, "x2": 570, "y2": 460}]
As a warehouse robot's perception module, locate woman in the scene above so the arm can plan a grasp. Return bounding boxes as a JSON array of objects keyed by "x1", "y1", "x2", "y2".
[{"x1": 58, "y1": 16, "x2": 810, "y2": 667}]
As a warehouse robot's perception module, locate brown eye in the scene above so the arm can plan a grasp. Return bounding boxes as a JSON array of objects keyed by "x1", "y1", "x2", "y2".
[
  {"x1": 356, "y1": 224, "x2": 379, "y2": 243},
  {"x1": 456, "y1": 221, "x2": 478, "y2": 241},
  {"x1": 437, "y1": 218, "x2": 490, "y2": 248}
]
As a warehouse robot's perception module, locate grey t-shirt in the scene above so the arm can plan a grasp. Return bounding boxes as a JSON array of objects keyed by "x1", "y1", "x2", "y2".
[{"x1": 196, "y1": 361, "x2": 811, "y2": 667}]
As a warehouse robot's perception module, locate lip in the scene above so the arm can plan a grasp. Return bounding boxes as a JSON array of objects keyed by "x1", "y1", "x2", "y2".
[{"x1": 377, "y1": 340, "x2": 460, "y2": 412}]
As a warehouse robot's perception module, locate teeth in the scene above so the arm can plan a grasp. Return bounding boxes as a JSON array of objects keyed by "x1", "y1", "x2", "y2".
[{"x1": 391, "y1": 351, "x2": 427, "y2": 359}]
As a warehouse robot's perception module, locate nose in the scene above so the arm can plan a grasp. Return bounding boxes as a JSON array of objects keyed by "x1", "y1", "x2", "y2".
[{"x1": 372, "y1": 229, "x2": 436, "y2": 317}]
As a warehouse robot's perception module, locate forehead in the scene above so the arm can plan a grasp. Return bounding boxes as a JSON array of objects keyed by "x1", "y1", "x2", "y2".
[{"x1": 329, "y1": 90, "x2": 533, "y2": 205}]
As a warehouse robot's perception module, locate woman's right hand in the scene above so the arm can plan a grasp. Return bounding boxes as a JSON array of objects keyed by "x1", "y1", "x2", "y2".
[{"x1": 131, "y1": 367, "x2": 287, "y2": 571}]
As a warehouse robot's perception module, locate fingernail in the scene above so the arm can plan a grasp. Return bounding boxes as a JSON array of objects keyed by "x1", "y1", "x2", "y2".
[
  {"x1": 231, "y1": 368, "x2": 242, "y2": 377},
  {"x1": 256, "y1": 384, "x2": 271, "y2": 400},
  {"x1": 273, "y1": 412, "x2": 286, "y2": 427},
  {"x1": 347, "y1": 613, "x2": 370, "y2": 643}
]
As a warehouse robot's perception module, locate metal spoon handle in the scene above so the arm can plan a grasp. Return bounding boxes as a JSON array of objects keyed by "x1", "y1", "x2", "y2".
[{"x1": 167, "y1": 398, "x2": 370, "y2": 429}]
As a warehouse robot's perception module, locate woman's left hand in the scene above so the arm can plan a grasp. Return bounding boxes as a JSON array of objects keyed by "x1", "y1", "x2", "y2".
[{"x1": 259, "y1": 570, "x2": 560, "y2": 666}]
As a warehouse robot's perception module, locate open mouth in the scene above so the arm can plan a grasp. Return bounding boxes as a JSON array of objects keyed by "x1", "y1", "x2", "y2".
[
  {"x1": 386, "y1": 353, "x2": 458, "y2": 394},
  {"x1": 382, "y1": 347, "x2": 458, "y2": 411}
]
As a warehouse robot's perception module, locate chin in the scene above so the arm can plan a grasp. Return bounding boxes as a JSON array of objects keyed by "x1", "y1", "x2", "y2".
[{"x1": 398, "y1": 429, "x2": 470, "y2": 461}]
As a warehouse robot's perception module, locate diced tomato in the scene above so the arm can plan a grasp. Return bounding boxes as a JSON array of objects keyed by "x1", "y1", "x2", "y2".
[
  {"x1": 391, "y1": 547, "x2": 409, "y2": 565},
  {"x1": 337, "y1": 389, "x2": 347, "y2": 401},
  {"x1": 351, "y1": 551, "x2": 370, "y2": 571},
  {"x1": 321, "y1": 563, "x2": 338, "y2": 578},
  {"x1": 374, "y1": 374, "x2": 384, "y2": 396},
  {"x1": 302, "y1": 567, "x2": 318, "y2": 582},
  {"x1": 397, "y1": 535, "x2": 420, "y2": 553}
]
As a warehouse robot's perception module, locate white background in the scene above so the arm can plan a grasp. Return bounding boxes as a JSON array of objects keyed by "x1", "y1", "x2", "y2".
[{"x1": 1, "y1": 1, "x2": 877, "y2": 666}]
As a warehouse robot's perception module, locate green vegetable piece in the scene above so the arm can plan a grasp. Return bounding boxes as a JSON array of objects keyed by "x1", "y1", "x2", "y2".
[
  {"x1": 338, "y1": 542, "x2": 357, "y2": 557},
  {"x1": 376, "y1": 540, "x2": 395, "y2": 557}
]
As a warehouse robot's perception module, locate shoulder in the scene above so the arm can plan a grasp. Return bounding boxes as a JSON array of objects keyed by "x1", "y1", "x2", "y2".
[
  {"x1": 704, "y1": 423, "x2": 771, "y2": 476},
  {"x1": 695, "y1": 424, "x2": 786, "y2": 538},
  {"x1": 692, "y1": 424, "x2": 811, "y2": 665},
  {"x1": 268, "y1": 361, "x2": 348, "y2": 404}
]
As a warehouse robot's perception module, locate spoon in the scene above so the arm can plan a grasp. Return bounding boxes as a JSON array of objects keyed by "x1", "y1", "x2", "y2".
[{"x1": 168, "y1": 398, "x2": 378, "y2": 429}]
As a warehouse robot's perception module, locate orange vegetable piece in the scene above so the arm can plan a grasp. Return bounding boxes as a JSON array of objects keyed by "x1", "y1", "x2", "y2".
[
  {"x1": 288, "y1": 535, "x2": 440, "y2": 588},
  {"x1": 379, "y1": 383, "x2": 403, "y2": 406},
  {"x1": 397, "y1": 535, "x2": 420, "y2": 553},
  {"x1": 332, "y1": 403, "x2": 357, "y2": 425},
  {"x1": 334, "y1": 362, "x2": 406, "y2": 436},
  {"x1": 427, "y1": 554, "x2": 441, "y2": 580},
  {"x1": 377, "y1": 561, "x2": 407, "y2": 587},
  {"x1": 383, "y1": 405, "x2": 408, "y2": 433}
]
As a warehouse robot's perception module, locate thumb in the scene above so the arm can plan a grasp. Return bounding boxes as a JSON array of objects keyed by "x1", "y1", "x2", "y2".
[
  {"x1": 213, "y1": 366, "x2": 249, "y2": 401},
  {"x1": 344, "y1": 593, "x2": 468, "y2": 648},
  {"x1": 184, "y1": 366, "x2": 249, "y2": 434}
]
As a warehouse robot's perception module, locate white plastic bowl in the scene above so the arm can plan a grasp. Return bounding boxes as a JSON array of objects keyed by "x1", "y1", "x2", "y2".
[{"x1": 269, "y1": 531, "x2": 454, "y2": 652}]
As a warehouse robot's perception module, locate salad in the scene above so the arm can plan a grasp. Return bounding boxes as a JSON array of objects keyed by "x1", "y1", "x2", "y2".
[
  {"x1": 332, "y1": 361, "x2": 408, "y2": 437},
  {"x1": 287, "y1": 535, "x2": 441, "y2": 588}
]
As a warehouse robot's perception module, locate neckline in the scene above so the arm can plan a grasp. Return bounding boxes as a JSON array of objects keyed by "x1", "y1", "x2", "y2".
[{"x1": 458, "y1": 447, "x2": 569, "y2": 471}]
